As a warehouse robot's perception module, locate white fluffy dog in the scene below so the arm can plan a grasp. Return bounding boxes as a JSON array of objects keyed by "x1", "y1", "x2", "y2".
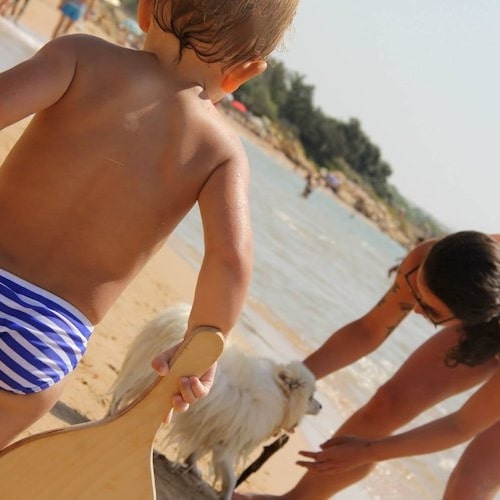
[{"x1": 108, "y1": 303, "x2": 321, "y2": 500}]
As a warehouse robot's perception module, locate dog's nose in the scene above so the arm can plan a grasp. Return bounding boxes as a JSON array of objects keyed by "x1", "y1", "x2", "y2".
[{"x1": 315, "y1": 401, "x2": 322, "y2": 413}]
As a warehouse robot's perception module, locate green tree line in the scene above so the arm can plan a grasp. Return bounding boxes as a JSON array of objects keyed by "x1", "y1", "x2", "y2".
[
  {"x1": 109, "y1": 7, "x2": 444, "y2": 239},
  {"x1": 234, "y1": 59, "x2": 445, "y2": 237}
]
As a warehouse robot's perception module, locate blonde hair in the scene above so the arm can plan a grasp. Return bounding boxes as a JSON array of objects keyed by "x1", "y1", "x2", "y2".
[{"x1": 153, "y1": 0, "x2": 298, "y2": 69}]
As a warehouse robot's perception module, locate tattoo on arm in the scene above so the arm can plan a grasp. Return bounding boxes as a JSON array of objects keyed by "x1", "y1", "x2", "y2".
[
  {"x1": 385, "y1": 324, "x2": 397, "y2": 338},
  {"x1": 400, "y1": 301, "x2": 413, "y2": 313},
  {"x1": 376, "y1": 281, "x2": 401, "y2": 308},
  {"x1": 385, "y1": 310, "x2": 410, "y2": 338},
  {"x1": 375, "y1": 285, "x2": 412, "y2": 339}
]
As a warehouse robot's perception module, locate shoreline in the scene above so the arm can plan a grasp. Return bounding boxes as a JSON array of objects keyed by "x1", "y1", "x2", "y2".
[{"x1": 221, "y1": 107, "x2": 412, "y2": 249}]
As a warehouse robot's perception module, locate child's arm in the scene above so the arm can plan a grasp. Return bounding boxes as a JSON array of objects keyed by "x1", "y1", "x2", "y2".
[
  {"x1": 188, "y1": 153, "x2": 253, "y2": 337},
  {"x1": 0, "y1": 37, "x2": 77, "y2": 129},
  {"x1": 152, "y1": 151, "x2": 252, "y2": 412},
  {"x1": 297, "y1": 366, "x2": 500, "y2": 472}
]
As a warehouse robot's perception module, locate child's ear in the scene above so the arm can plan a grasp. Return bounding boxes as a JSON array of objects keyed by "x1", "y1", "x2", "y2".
[
  {"x1": 137, "y1": 0, "x2": 153, "y2": 32},
  {"x1": 221, "y1": 60, "x2": 267, "y2": 93}
]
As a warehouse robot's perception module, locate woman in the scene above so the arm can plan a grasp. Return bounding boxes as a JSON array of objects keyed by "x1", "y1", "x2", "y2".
[{"x1": 236, "y1": 231, "x2": 500, "y2": 499}]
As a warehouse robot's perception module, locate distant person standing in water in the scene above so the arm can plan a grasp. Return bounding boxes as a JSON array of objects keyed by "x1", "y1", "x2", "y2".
[
  {"x1": 236, "y1": 231, "x2": 500, "y2": 500},
  {"x1": 301, "y1": 171, "x2": 316, "y2": 198}
]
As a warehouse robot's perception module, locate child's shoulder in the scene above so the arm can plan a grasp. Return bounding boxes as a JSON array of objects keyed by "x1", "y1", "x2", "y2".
[
  {"x1": 40, "y1": 34, "x2": 143, "y2": 81},
  {"x1": 204, "y1": 109, "x2": 247, "y2": 155},
  {"x1": 50, "y1": 33, "x2": 115, "y2": 47},
  {"x1": 42, "y1": 34, "x2": 123, "y2": 59}
]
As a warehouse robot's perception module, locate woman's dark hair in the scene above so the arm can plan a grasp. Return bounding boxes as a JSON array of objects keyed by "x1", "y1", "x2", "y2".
[{"x1": 422, "y1": 231, "x2": 500, "y2": 366}]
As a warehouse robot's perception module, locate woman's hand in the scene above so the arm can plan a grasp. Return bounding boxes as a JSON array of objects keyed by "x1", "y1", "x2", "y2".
[{"x1": 296, "y1": 435, "x2": 375, "y2": 472}]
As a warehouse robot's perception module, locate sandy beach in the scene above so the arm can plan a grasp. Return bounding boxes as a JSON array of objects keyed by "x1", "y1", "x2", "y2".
[
  {"x1": 0, "y1": 2, "x2": 316, "y2": 496},
  {"x1": 9, "y1": 239, "x2": 311, "y2": 496}
]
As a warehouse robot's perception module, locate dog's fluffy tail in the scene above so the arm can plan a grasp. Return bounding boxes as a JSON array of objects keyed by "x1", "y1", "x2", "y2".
[{"x1": 107, "y1": 302, "x2": 191, "y2": 415}]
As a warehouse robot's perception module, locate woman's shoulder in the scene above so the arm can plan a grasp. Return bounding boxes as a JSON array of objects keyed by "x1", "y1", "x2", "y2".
[{"x1": 398, "y1": 238, "x2": 436, "y2": 273}]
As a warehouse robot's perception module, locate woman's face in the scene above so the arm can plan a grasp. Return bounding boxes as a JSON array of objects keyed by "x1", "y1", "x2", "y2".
[{"x1": 405, "y1": 265, "x2": 456, "y2": 326}]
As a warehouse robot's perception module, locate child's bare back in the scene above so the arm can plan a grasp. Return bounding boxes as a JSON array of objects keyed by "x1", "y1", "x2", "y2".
[{"x1": 0, "y1": 34, "x2": 248, "y2": 323}]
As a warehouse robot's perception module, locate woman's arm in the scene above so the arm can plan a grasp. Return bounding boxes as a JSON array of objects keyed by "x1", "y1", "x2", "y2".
[
  {"x1": 298, "y1": 365, "x2": 500, "y2": 471},
  {"x1": 303, "y1": 243, "x2": 429, "y2": 379}
]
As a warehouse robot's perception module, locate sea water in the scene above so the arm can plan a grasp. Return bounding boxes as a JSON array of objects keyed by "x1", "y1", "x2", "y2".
[
  {"x1": 0, "y1": 19, "x2": 487, "y2": 499},
  {"x1": 170, "y1": 138, "x2": 472, "y2": 499}
]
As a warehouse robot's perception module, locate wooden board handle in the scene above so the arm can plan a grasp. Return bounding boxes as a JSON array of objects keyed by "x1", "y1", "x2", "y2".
[
  {"x1": 0, "y1": 326, "x2": 225, "y2": 500},
  {"x1": 168, "y1": 326, "x2": 225, "y2": 378},
  {"x1": 116, "y1": 326, "x2": 226, "y2": 434}
]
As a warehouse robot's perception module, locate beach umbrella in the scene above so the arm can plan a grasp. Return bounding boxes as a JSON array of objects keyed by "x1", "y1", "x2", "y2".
[{"x1": 230, "y1": 100, "x2": 248, "y2": 114}]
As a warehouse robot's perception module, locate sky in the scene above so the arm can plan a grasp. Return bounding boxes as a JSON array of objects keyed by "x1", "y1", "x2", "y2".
[{"x1": 274, "y1": 0, "x2": 499, "y2": 233}]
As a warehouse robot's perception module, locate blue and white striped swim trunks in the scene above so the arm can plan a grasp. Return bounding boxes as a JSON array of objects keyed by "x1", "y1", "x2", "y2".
[{"x1": 0, "y1": 268, "x2": 93, "y2": 395}]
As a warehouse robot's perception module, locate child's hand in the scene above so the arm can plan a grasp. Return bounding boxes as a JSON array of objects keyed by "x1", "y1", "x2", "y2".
[
  {"x1": 151, "y1": 343, "x2": 217, "y2": 423},
  {"x1": 173, "y1": 363, "x2": 217, "y2": 410}
]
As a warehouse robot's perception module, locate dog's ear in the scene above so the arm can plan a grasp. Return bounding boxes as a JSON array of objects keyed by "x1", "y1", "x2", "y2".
[
  {"x1": 276, "y1": 366, "x2": 303, "y2": 396},
  {"x1": 275, "y1": 365, "x2": 313, "y2": 432}
]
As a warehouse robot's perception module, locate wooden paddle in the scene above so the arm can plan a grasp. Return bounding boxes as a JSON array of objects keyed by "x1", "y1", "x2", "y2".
[{"x1": 0, "y1": 326, "x2": 225, "y2": 500}]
